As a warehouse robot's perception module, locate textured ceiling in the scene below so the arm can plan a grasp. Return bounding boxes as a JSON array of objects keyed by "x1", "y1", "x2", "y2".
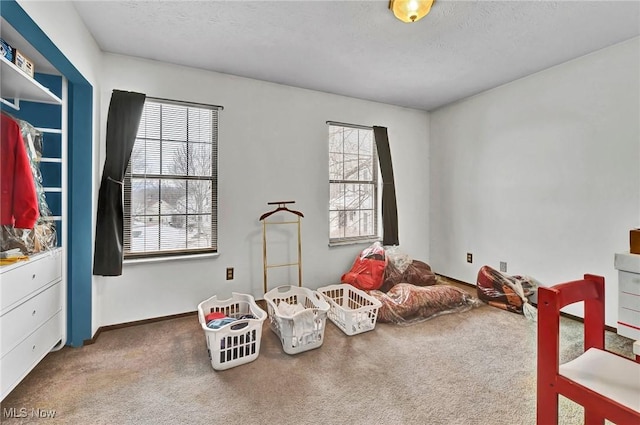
[{"x1": 72, "y1": 0, "x2": 640, "y2": 111}]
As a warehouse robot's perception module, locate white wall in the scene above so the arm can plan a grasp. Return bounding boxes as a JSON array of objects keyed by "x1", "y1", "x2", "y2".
[
  {"x1": 95, "y1": 53, "x2": 430, "y2": 327},
  {"x1": 17, "y1": 1, "x2": 102, "y2": 83},
  {"x1": 430, "y1": 37, "x2": 640, "y2": 326},
  {"x1": 17, "y1": 1, "x2": 104, "y2": 335}
]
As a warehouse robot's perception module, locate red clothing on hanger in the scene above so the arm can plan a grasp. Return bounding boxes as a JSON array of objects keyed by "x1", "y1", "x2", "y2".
[{"x1": 1, "y1": 113, "x2": 39, "y2": 229}]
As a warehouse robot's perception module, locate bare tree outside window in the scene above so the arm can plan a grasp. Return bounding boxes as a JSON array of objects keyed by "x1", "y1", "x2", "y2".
[
  {"x1": 328, "y1": 124, "x2": 378, "y2": 243},
  {"x1": 123, "y1": 100, "x2": 218, "y2": 258},
  {"x1": 170, "y1": 142, "x2": 212, "y2": 248}
]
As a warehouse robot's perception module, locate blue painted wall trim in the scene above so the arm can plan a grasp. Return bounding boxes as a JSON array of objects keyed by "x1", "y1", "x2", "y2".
[
  {"x1": 2, "y1": 0, "x2": 94, "y2": 346},
  {"x1": 67, "y1": 83, "x2": 93, "y2": 346}
]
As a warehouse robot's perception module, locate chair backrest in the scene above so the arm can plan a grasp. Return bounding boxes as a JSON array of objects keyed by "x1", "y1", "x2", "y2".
[{"x1": 538, "y1": 274, "x2": 606, "y2": 373}]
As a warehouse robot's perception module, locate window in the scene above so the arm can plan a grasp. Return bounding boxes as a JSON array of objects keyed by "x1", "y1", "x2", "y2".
[
  {"x1": 124, "y1": 99, "x2": 219, "y2": 258},
  {"x1": 328, "y1": 123, "x2": 379, "y2": 244}
]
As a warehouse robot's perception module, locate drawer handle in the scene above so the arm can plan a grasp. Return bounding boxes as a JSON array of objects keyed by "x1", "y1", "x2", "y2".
[
  {"x1": 32, "y1": 344, "x2": 36, "y2": 352},
  {"x1": 32, "y1": 310, "x2": 36, "y2": 316},
  {"x1": 32, "y1": 274, "x2": 36, "y2": 279}
]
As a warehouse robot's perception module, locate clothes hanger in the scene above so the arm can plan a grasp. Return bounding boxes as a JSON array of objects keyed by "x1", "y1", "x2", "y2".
[{"x1": 259, "y1": 201, "x2": 304, "y2": 221}]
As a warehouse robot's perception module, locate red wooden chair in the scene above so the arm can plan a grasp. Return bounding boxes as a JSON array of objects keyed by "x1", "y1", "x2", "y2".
[{"x1": 537, "y1": 274, "x2": 640, "y2": 425}]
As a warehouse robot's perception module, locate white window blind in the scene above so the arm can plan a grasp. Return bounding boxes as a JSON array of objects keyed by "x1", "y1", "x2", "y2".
[{"x1": 124, "y1": 99, "x2": 219, "y2": 258}]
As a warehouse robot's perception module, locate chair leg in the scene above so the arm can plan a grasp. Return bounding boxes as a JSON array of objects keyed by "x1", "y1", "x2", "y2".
[
  {"x1": 537, "y1": 389, "x2": 558, "y2": 424},
  {"x1": 584, "y1": 409, "x2": 605, "y2": 425}
]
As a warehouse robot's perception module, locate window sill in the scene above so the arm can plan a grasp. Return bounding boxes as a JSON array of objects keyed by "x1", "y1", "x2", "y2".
[
  {"x1": 124, "y1": 252, "x2": 219, "y2": 265},
  {"x1": 328, "y1": 238, "x2": 381, "y2": 248}
]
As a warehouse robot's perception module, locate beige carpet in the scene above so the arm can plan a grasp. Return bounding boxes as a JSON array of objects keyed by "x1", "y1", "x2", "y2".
[{"x1": 1, "y1": 281, "x2": 634, "y2": 425}]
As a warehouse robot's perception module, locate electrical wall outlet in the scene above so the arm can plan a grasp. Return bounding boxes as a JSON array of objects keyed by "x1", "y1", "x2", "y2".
[
  {"x1": 226, "y1": 267, "x2": 234, "y2": 280},
  {"x1": 466, "y1": 253, "x2": 473, "y2": 263},
  {"x1": 500, "y1": 261, "x2": 507, "y2": 273}
]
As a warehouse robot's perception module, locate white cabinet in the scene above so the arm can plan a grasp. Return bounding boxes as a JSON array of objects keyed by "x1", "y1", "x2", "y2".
[
  {"x1": 614, "y1": 252, "x2": 640, "y2": 340},
  {"x1": 0, "y1": 250, "x2": 64, "y2": 399}
]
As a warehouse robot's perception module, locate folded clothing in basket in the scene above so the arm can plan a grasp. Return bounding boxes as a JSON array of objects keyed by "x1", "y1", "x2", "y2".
[
  {"x1": 277, "y1": 301, "x2": 305, "y2": 316},
  {"x1": 206, "y1": 313, "x2": 256, "y2": 329},
  {"x1": 276, "y1": 301, "x2": 317, "y2": 345},
  {"x1": 294, "y1": 310, "x2": 316, "y2": 345}
]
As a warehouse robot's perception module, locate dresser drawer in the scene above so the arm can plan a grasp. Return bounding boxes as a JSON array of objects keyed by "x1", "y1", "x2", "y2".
[
  {"x1": 618, "y1": 307, "x2": 640, "y2": 338},
  {"x1": 0, "y1": 311, "x2": 62, "y2": 400},
  {"x1": 618, "y1": 322, "x2": 640, "y2": 340},
  {"x1": 619, "y1": 271, "x2": 640, "y2": 310},
  {"x1": 0, "y1": 250, "x2": 62, "y2": 313},
  {"x1": 0, "y1": 283, "x2": 62, "y2": 357},
  {"x1": 619, "y1": 293, "x2": 640, "y2": 313},
  {"x1": 615, "y1": 252, "x2": 640, "y2": 274},
  {"x1": 619, "y1": 271, "x2": 640, "y2": 294}
]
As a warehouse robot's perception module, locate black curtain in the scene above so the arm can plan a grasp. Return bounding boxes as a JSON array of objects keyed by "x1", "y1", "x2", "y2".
[
  {"x1": 373, "y1": 126, "x2": 399, "y2": 246},
  {"x1": 93, "y1": 90, "x2": 146, "y2": 276}
]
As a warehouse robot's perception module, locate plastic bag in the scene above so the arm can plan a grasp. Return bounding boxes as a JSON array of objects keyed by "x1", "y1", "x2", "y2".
[
  {"x1": 402, "y1": 260, "x2": 437, "y2": 287},
  {"x1": 369, "y1": 283, "x2": 481, "y2": 325},
  {"x1": 0, "y1": 226, "x2": 34, "y2": 254},
  {"x1": 385, "y1": 245, "x2": 412, "y2": 274},
  {"x1": 0, "y1": 222, "x2": 57, "y2": 256},
  {"x1": 32, "y1": 222, "x2": 57, "y2": 252},
  {"x1": 341, "y1": 242, "x2": 388, "y2": 291},
  {"x1": 476, "y1": 265, "x2": 538, "y2": 321},
  {"x1": 380, "y1": 260, "x2": 403, "y2": 292},
  {"x1": 379, "y1": 259, "x2": 438, "y2": 292}
]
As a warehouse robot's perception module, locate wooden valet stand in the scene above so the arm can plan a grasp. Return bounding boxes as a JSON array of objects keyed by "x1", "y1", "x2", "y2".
[{"x1": 259, "y1": 201, "x2": 304, "y2": 294}]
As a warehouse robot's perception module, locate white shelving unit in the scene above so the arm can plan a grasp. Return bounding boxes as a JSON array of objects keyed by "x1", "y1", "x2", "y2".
[
  {"x1": 0, "y1": 55, "x2": 62, "y2": 109},
  {"x1": 0, "y1": 18, "x2": 67, "y2": 401}
]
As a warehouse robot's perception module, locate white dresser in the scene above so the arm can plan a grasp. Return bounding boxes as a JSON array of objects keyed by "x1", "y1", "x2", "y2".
[
  {"x1": 0, "y1": 249, "x2": 65, "y2": 400},
  {"x1": 614, "y1": 252, "x2": 640, "y2": 340}
]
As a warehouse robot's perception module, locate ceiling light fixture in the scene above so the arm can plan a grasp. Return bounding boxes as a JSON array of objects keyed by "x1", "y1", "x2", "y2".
[{"x1": 389, "y1": 0, "x2": 434, "y2": 23}]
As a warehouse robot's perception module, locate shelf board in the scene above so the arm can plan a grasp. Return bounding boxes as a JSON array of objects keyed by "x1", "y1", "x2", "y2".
[{"x1": 1, "y1": 56, "x2": 62, "y2": 105}]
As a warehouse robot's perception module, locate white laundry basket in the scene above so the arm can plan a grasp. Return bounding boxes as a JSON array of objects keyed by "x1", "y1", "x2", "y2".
[
  {"x1": 264, "y1": 285, "x2": 330, "y2": 355},
  {"x1": 317, "y1": 284, "x2": 382, "y2": 336},
  {"x1": 197, "y1": 293, "x2": 267, "y2": 370}
]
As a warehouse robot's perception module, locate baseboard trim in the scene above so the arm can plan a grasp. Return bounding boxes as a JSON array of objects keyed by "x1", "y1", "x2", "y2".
[
  {"x1": 437, "y1": 274, "x2": 476, "y2": 289},
  {"x1": 436, "y1": 274, "x2": 618, "y2": 334},
  {"x1": 83, "y1": 311, "x2": 198, "y2": 346}
]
